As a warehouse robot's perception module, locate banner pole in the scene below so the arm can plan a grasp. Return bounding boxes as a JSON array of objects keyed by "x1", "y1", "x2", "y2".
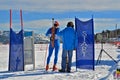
[
  {"x1": 91, "y1": 14, "x2": 94, "y2": 19},
  {"x1": 20, "y1": 9, "x2": 25, "y2": 71},
  {"x1": 10, "y1": 9, "x2": 12, "y2": 28},
  {"x1": 9, "y1": 9, "x2": 12, "y2": 71},
  {"x1": 75, "y1": 17, "x2": 77, "y2": 72},
  {"x1": 20, "y1": 9, "x2": 23, "y2": 29}
]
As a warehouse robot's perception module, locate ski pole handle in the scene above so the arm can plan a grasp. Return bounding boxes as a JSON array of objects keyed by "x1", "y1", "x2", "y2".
[{"x1": 52, "y1": 18, "x2": 54, "y2": 26}]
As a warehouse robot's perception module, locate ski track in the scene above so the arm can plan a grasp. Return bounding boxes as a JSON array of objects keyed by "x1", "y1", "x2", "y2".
[{"x1": 0, "y1": 43, "x2": 120, "y2": 80}]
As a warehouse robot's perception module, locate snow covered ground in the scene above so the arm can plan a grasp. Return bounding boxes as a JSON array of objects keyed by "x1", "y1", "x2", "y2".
[{"x1": 0, "y1": 43, "x2": 119, "y2": 80}]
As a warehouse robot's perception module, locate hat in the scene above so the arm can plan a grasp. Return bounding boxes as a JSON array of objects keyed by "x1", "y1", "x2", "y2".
[
  {"x1": 67, "y1": 21, "x2": 74, "y2": 28},
  {"x1": 54, "y1": 21, "x2": 59, "y2": 26}
]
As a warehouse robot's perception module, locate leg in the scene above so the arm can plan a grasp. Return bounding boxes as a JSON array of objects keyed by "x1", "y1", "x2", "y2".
[
  {"x1": 67, "y1": 50, "x2": 73, "y2": 72},
  {"x1": 46, "y1": 44, "x2": 54, "y2": 65},
  {"x1": 53, "y1": 45, "x2": 59, "y2": 71},
  {"x1": 54, "y1": 45, "x2": 60, "y2": 65},
  {"x1": 61, "y1": 49, "x2": 67, "y2": 71}
]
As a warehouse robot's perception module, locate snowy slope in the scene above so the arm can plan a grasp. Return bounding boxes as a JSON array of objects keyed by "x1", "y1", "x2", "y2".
[{"x1": 0, "y1": 43, "x2": 119, "y2": 80}]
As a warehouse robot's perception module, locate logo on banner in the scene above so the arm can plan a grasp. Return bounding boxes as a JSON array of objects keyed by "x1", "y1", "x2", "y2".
[{"x1": 81, "y1": 31, "x2": 88, "y2": 56}]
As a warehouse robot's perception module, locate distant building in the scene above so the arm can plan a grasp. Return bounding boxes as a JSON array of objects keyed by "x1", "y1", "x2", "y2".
[{"x1": 95, "y1": 29, "x2": 120, "y2": 43}]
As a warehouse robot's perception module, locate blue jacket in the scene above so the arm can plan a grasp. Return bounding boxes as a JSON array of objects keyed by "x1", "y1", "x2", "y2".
[
  {"x1": 58, "y1": 27, "x2": 78, "y2": 50},
  {"x1": 46, "y1": 27, "x2": 60, "y2": 47}
]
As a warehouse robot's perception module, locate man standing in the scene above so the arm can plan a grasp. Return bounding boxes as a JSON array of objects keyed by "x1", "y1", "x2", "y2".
[{"x1": 58, "y1": 21, "x2": 78, "y2": 73}]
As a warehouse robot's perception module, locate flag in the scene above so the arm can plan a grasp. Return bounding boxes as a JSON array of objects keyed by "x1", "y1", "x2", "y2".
[
  {"x1": 9, "y1": 28, "x2": 24, "y2": 71},
  {"x1": 75, "y1": 18, "x2": 94, "y2": 70}
]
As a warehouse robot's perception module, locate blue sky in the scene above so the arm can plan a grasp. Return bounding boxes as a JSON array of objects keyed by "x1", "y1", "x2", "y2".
[{"x1": 0, "y1": 0, "x2": 120, "y2": 34}]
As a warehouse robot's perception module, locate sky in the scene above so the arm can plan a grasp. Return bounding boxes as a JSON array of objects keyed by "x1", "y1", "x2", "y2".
[{"x1": 0, "y1": 0, "x2": 120, "y2": 34}]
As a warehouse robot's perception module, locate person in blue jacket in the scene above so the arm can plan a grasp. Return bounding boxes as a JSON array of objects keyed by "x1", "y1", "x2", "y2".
[
  {"x1": 58, "y1": 21, "x2": 78, "y2": 73},
  {"x1": 45, "y1": 21, "x2": 60, "y2": 71}
]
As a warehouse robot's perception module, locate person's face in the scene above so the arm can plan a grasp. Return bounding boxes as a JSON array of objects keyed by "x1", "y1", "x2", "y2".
[{"x1": 54, "y1": 24, "x2": 58, "y2": 27}]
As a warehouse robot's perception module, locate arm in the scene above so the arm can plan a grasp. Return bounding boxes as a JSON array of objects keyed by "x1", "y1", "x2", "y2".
[
  {"x1": 45, "y1": 28, "x2": 51, "y2": 37},
  {"x1": 57, "y1": 29, "x2": 64, "y2": 37}
]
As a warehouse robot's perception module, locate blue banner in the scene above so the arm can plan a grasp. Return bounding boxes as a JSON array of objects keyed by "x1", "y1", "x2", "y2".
[
  {"x1": 9, "y1": 28, "x2": 24, "y2": 71},
  {"x1": 75, "y1": 18, "x2": 94, "y2": 70}
]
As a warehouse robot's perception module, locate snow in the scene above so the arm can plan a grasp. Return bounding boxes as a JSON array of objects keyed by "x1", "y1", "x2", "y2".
[{"x1": 0, "y1": 43, "x2": 119, "y2": 80}]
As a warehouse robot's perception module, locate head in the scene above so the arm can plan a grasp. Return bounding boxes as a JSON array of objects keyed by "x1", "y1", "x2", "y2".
[
  {"x1": 67, "y1": 21, "x2": 74, "y2": 28},
  {"x1": 54, "y1": 21, "x2": 59, "y2": 27}
]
